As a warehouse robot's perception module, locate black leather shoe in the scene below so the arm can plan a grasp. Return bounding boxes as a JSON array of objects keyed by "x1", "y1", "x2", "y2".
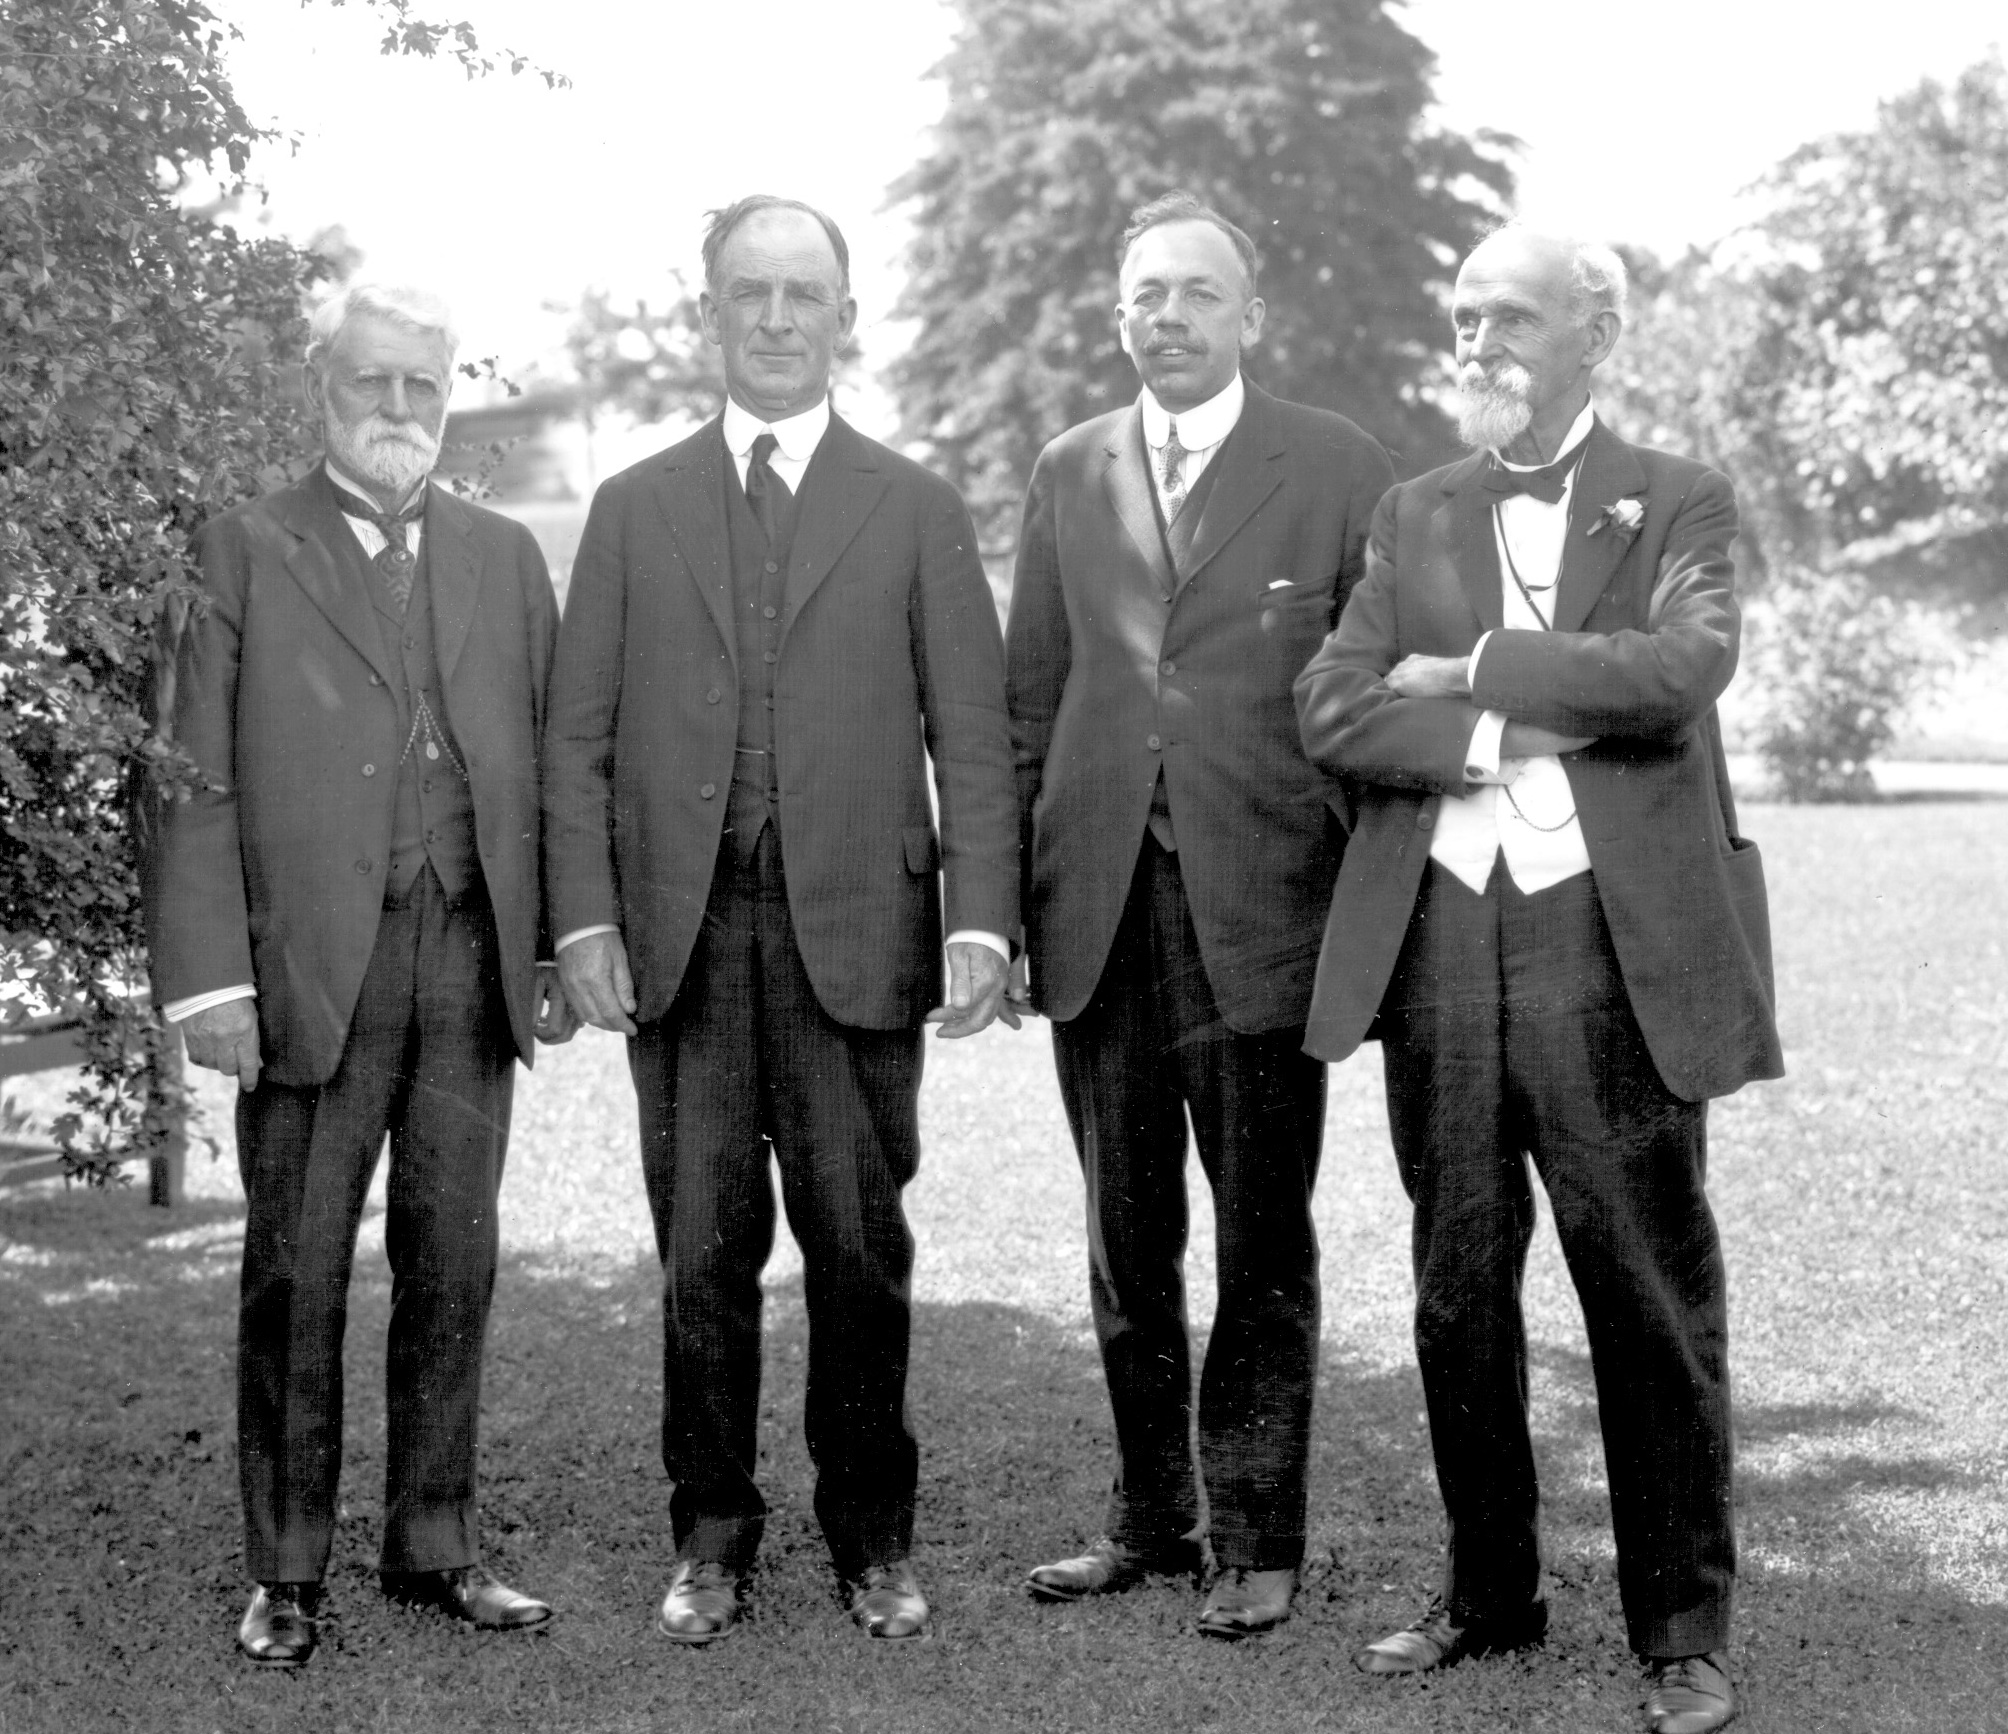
[
  {"x1": 1645, "y1": 1651, "x2": 1738, "y2": 1733},
  {"x1": 846, "y1": 1560, "x2": 929, "y2": 1641},
  {"x1": 1026, "y1": 1536, "x2": 1203, "y2": 1602},
  {"x1": 237, "y1": 1582, "x2": 320, "y2": 1667},
  {"x1": 1196, "y1": 1567, "x2": 1296, "y2": 1640},
  {"x1": 383, "y1": 1564, "x2": 552, "y2": 1629},
  {"x1": 1354, "y1": 1595, "x2": 1548, "y2": 1674},
  {"x1": 657, "y1": 1559, "x2": 743, "y2": 1645}
]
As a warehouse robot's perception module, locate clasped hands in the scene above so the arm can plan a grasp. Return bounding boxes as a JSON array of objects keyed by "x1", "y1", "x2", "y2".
[
  {"x1": 556, "y1": 932, "x2": 1021, "y2": 1042},
  {"x1": 1384, "y1": 654, "x2": 1595, "y2": 759}
]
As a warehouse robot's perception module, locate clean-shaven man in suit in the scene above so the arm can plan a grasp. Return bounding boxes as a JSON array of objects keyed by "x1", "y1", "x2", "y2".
[
  {"x1": 149, "y1": 283, "x2": 571, "y2": 1667},
  {"x1": 1295, "y1": 225, "x2": 1783, "y2": 1733},
  {"x1": 545, "y1": 196, "x2": 1018, "y2": 1646},
  {"x1": 1008, "y1": 192, "x2": 1393, "y2": 1639}
]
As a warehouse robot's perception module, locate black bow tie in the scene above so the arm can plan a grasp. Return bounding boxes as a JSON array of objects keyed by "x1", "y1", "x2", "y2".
[{"x1": 1483, "y1": 443, "x2": 1586, "y2": 506}]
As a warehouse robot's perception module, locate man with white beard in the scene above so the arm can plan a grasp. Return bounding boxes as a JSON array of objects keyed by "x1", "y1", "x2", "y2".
[
  {"x1": 1293, "y1": 226, "x2": 1780, "y2": 1733},
  {"x1": 149, "y1": 283, "x2": 575, "y2": 1667}
]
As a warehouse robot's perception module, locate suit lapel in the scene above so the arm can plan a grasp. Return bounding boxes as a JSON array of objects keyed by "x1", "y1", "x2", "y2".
[
  {"x1": 425, "y1": 482, "x2": 479, "y2": 682},
  {"x1": 1440, "y1": 452, "x2": 1505, "y2": 634},
  {"x1": 280, "y1": 468, "x2": 400, "y2": 690},
  {"x1": 1176, "y1": 382, "x2": 1285, "y2": 586},
  {"x1": 1102, "y1": 405, "x2": 1178, "y2": 602},
  {"x1": 648, "y1": 421, "x2": 735, "y2": 672},
  {"x1": 1552, "y1": 420, "x2": 1648, "y2": 633},
  {"x1": 783, "y1": 414, "x2": 888, "y2": 631}
]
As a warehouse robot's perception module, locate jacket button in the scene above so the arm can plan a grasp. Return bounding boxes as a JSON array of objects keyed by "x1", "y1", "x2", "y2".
[
  {"x1": 1160, "y1": 659, "x2": 1175, "y2": 675},
  {"x1": 763, "y1": 605, "x2": 777, "y2": 619},
  {"x1": 1416, "y1": 810, "x2": 1435, "y2": 831},
  {"x1": 355, "y1": 858, "x2": 372, "y2": 873},
  {"x1": 765, "y1": 560, "x2": 779, "y2": 574},
  {"x1": 362, "y1": 763, "x2": 376, "y2": 777},
  {"x1": 706, "y1": 688, "x2": 721, "y2": 704},
  {"x1": 1146, "y1": 734, "x2": 1161, "y2": 751},
  {"x1": 764, "y1": 650, "x2": 777, "y2": 664},
  {"x1": 699, "y1": 783, "x2": 717, "y2": 799}
]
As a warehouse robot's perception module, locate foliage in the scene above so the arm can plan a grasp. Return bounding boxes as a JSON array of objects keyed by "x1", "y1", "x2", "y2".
[
  {"x1": 1740, "y1": 571, "x2": 1948, "y2": 802},
  {"x1": 887, "y1": 0, "x2": 1511, "y2": 548},
  {"x1": 0, "y1": 0, "x2": 556, "y2": 1183},
  {"x1": 561, "y1": 280, "x2": 725, "y2": 435}
]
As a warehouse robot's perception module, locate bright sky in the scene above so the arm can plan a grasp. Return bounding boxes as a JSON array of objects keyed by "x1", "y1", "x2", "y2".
[{"x1": 212, "y1": 0, "x2": 2004, "y2": 428}]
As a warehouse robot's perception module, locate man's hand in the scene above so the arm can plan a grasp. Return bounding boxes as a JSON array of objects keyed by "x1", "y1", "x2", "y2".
[
  {"x1": 1385, "y1": 654, "x2": 1471, "y2": 699},
  {"x1": 182, "y1": 999, "x2": 262, "y2": 1092},
  {"x1": 557, "y1": 931, "x2": 638, "y2": 1036},
  {"x1": 927, "y1": 941, "x2": 1015, "y2": 1038},
  {"x1": 1501, "y1": 722, "x2": 1597, "y2": 758},
  {"x1": 533, "y1": 962, "x2": 581, "y2": 1044}
]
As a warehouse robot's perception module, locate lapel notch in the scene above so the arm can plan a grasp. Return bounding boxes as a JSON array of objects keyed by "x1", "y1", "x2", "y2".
[
  {"x1": 1552, "y1": 421, "x2": 1649, "y2": 633},
  {"x1": 1440, "y1": 453, "x2": 1505, "y2": 634},
  {"x1": 782, "y1": 415, "x2": 889, "y2": 630},
  {"x1": 425, "y1": 483, "x2": 479, "y2": 682},
  {"x1": 1103, "y1": 405, "x2": 1177, "y2": 602},
  {"x1": 1176, "y1": 383, "x2": 1284, "y2": 586},
  {"x1": 649, "y1": 423, "x2": 736, "y2": 671},
  {"x1": 280, "y1": 469, "x2": 400, "y2": 690}
]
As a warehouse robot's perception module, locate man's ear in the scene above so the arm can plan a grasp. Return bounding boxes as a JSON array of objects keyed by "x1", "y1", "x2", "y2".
[
  {"x1": 302, "y1": 359, "x2": 325, "y2": 417},
  {"x1": 1583, "y1": 308, "x2": 1622, "y2": 370},
  {"x1": 1239, "y1": 295, "x2": 1267, "y2": 352},
  {"x1": 1115, "y1": 303, "x2": 1135, "y2": 360},
  {"x1": 697, "y1": 291, "x2": 722, "y2": 348}
]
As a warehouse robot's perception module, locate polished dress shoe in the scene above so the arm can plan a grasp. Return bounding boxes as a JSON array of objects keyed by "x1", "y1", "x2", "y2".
[
  {"x1": 1026, "y1": 1536, "x2": 1203, "y2": 1602},
  {"x1": 1196, "y1": 1567, "x2": 1296, "y2": 1640},
  {"x1": 847, "y1": 1560, "x2": 929, "y2": 1641},
  {"x1": 237, "y1": 1582, "x2": 320, "y2": 1667},
  {"x1": 383, "y1": 1564, "x2": 552, "y2": 1629},
  {"x1": 1354, "y1": 1595, "x2": 1548, "y2": 1674},
  {"x1": 657, "y1": 1559, "x2": 743, "y2": 1645},
  {"x1": 1645, "y1": 1652, "x2": 1738, "y2": 1733}
]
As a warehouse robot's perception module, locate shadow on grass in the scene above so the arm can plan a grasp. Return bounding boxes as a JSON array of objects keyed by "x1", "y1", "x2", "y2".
[{"x1": 2, "y1": 1188, "x2": 2001, "y2": 1734}]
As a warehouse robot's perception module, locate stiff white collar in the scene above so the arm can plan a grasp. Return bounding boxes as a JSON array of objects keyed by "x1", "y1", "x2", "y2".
[
  {"x1": 324, "y1": 457, "x2": 427, "y2": 516},
  {"x1": 1496, "y1": 400, "x2": 1595, "y2": 471},
  {"x1": 723, "y1": 395, "x2": 830, "y2": 465},
  {"x1": 1140, "y1": 371, "x2": 1244, "y2": 453}
]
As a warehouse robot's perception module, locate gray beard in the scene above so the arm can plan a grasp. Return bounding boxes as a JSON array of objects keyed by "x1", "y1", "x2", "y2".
[
  {"x1": 326, "y1": 413, "x2": 439, "y2": 501},
  {"x1": 1454, "y1": 364, "x2": 1535, "y2": 452}
]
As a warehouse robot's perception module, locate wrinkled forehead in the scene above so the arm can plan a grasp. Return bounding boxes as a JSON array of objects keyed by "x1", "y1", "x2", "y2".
[
  {"x1": 1119, "y1": 220, "x2": 1250, "y2": 298},
  {"x1": 1452, "y1": 235, "x2": 1574, "y2": 322},
  {"x1": 715, "y1": 210, "x2": 845, "y2": 290},
  {"x1": 326, "y1": 311, "x2": 453, "y2": 374}
]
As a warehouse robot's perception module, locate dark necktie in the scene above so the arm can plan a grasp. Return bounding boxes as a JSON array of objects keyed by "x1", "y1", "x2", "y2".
[
  {"x1": 331, "y1": 481, "x2": 425, "y2": 612},
  {"x1": 1160, "y1": 419, "x2": 1189, "y2": 521},
  {"x1": 745, "y1": 431, "x2": 793, "y2": 547},
  {"x1": 1482, "y1": 441, "x2": 1586, "y2": 506}
]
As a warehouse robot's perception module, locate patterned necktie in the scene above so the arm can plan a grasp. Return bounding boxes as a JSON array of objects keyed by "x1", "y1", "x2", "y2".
[
  {"x1": 1160, "y1": 420, "x2": 1189, "y2": 520},
  {"x1": 331, "y1": 482, "x2": 425, "y2": 613},
  {"x1": 745, "y1": 431, "x2": 790, "y2": 546},
  {"x1": 1482, "y1": 441, "x2": 1586, "y2": 505}
]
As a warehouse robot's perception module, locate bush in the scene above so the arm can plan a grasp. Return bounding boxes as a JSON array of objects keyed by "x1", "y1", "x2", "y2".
[{"x1": 1742, "y1": 571, "x2": 1950, "y2": 801}]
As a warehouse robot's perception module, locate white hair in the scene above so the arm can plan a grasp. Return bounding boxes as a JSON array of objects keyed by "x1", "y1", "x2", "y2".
[
  {"x1": 306, "y1": 282, "x2": 460, "y2": 367},
  {"x1": 1480, "y1": 222, "x2": 1629, "y2": 326}
]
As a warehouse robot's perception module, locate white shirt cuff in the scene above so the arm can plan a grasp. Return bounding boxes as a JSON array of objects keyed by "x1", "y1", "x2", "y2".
[
  {"x1": 555, "y1": 924, "x2": 620, "y2": 953},
  {"x1": 945, "y1": 930, "x2": 1009, "y2": 963},
  {"x1": 1463, "y1": 709, "x2": 1511, "y2": 784},
  {"x1": 163, "y1": 985, "x2": 256, "y2": 1023}
]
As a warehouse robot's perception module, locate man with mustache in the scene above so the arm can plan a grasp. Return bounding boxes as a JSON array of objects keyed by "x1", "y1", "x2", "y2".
[
  {"x1": 1008, "y1": 192, "x2": 1391, "y2": 1638},
  {"x1": 544, "y1": 197, "x2": 1017, "y2": 1645},
  {"x1": 149, "y1": 283, "x2": 573, "y2": 1666},
  {"x1": 1294, "y1": 225, "x2": 1781, "y2": 1731}
]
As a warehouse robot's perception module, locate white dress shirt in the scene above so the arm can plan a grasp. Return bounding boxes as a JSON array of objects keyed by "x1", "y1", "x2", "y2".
[
  {"x1": 1428, "y1": 401, "x2": 1597, "y2": 896},
  {"x1": 556, "y1": 397, "x2": 1007, "y2": 969},
  {"x1": 1140, "y1": 371, "x2": 1243, "y2": 513},
  {"x1": 163, "y1": 460, "x2": 430, "y2": 1024}
]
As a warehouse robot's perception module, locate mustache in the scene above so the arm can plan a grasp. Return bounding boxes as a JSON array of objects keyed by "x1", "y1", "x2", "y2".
[{"x1": 1457, "y1": 361, "x2": 1533, "y2": 400}]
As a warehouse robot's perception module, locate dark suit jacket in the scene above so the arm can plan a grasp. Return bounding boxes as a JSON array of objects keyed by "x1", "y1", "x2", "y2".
[
  {"x1": 1006, "y1": 381, "x2": 1393, "y2": 1034},
  {"x1": 541, "y1": 412, "x2": 1018, "y2": 1031},
  {"x1": 147, "y1": 467, "x2": 560, "y2": 1086},
  {"x1": 1294, "y1": 418, "x2": 1785, "y2": 1101}
]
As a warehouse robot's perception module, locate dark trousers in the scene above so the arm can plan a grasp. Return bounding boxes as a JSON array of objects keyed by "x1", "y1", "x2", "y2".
[
  {"x1": 1050, "y1": 836, "x2": 1325, "y2": 1571},
  {"x1": 234, "y1": 867, "x2": 514, "y2": 1584},
  {"x1": 1379, "y1": 862, "x2": 1733, "y2": 1658},
  {"x1": 629, "y1": 827, "x2": 924, "y2": 1578}
]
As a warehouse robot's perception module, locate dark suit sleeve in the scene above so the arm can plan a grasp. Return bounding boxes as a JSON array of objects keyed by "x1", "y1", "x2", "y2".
[
  {"x1": 1295, "y1": 484, "x2": 1486, "y2": 795},
  {"x1": 146, "y1": 517, "x2": 256, "y2": 1005},
  {"x1": 1331, "y1": 428, "x2": 1396, "y2": 625},
  {"x1": 1472, "y1": 467, "x2": 1741, "y2": 740},
  {"x1": 1002, "y1": 444, "x2": 1067, "y2": 925},
  {"x1": 910, "y1": 477, "x2": 1019, "y2": 940},
  {"x1": 540, "y1": 479, "x2": 628, "y2": 942}
]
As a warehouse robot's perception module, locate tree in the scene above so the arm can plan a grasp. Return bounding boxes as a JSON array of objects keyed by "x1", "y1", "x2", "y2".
[
  {"x1": 0, "y1": 0, "x2": 558, "y2": 1181},
  {"x1": 560, "y1": 281, "x2": 725, "y2": 480},
  {"x1": 887, "y1": 0, "x2": 1511, "y2": 549}
]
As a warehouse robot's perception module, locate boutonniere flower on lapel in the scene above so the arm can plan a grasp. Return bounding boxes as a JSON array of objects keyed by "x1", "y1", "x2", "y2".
[{"x1": 1587, "y1": 496, "x2": 1645, "y2": 544}]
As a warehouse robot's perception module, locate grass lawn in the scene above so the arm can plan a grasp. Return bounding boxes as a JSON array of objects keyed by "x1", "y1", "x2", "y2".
[{"x1": 3, "y1": 801, "x2": 2004, "y2": 1733}]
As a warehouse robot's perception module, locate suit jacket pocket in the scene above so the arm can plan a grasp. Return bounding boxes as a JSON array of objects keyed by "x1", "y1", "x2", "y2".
[
  {"x1": 904, "y1": 826, "x2": 941, "y2": 875},
  {"x1": 1720, "y1": 834, "x2": 1775, "y2": 1008}
]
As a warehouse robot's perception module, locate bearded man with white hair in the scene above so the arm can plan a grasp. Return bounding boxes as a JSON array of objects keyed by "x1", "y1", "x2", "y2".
[
  {"x1": 1294, "y1": 225, "x2": 1781, "y2": 1733},
  {"x1": 149, "y1": 282, "x2": 574, "y2": 1667}
]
